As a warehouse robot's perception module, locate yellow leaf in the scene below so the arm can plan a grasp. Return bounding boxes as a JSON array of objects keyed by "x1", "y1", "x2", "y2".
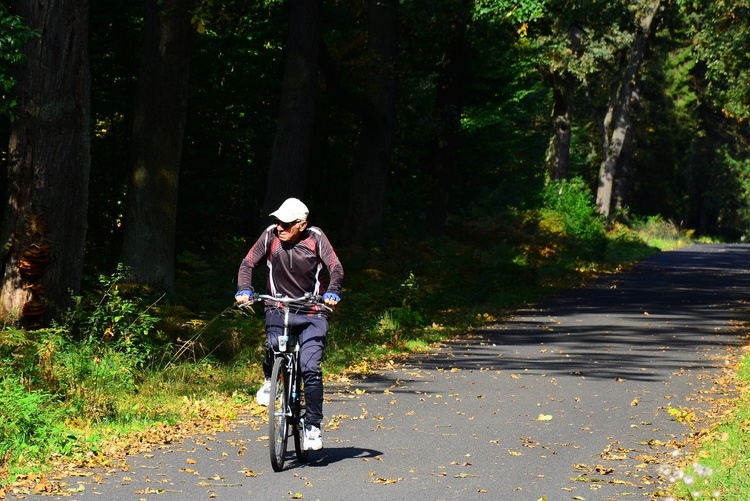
[
  {"x1": 537, "y1": 414, "x2": 553, "y2": 421},
  {"x1": 374, "y1": 477, "x2": 403, "y2": 484}
]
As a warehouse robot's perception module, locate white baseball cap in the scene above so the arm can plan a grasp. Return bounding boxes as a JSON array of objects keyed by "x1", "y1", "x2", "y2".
[{"x1": 269, "y1": 198, "x2": 309, "y2": 223}]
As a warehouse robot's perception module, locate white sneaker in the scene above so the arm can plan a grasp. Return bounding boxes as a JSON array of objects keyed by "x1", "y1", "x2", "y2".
[
  {"x1": 256, "y1": 379, "x2": 271, "y2": 406},
  {"x1": 304, "y1": 424, "x2": 323, "y2": 451}
]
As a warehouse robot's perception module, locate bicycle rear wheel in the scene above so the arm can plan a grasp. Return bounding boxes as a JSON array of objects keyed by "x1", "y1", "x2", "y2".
[{"x1": 269, "y1": 357, "x2": 289, "y2": 472}]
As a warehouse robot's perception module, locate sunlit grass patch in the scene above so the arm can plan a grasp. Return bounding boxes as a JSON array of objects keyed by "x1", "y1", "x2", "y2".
[{"x1": 663, "y1": 351, "x2": 750, "y2": 500}]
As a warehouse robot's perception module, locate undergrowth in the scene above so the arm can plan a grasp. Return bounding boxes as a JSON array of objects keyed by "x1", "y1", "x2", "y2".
[{"x1": 0, "y1": 194, "x2": 702, "y2": 486}]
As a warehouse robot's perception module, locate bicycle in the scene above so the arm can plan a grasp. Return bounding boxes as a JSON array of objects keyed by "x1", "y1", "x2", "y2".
[{"x1": 243, "y1": 293, "x2": 332, "y2": 472}]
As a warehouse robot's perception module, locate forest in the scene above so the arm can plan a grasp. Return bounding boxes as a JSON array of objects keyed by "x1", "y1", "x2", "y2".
[
  {"x1": 0, "y1": 0, "x2": 749, "y2": 486},
  {"x1": 1, "y1": 0, "x2": 749, "y2": 324}
]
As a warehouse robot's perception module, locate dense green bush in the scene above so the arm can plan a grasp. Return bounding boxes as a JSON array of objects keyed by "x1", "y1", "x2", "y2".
[{"x1": 541, "y1": 177, "x2": 606, "y2": 241}]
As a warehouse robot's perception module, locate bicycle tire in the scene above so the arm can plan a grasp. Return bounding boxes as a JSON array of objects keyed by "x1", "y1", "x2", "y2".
[
  {"x1": 269, "y1": 357, "x2": 289, "y2": 472},
  {"x1": 293, "y1": 377, "x2": 308, "y2": 462}
]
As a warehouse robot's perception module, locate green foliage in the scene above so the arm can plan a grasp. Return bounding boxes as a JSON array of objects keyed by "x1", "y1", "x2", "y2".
[
  {"x1": 0, "y1": 368, "x2": 71, "y2": 470},
  {"x1": 0, "y1": 266, "x2": 169, "y2": 439},
  {"x1": 68, "y1": 264, "x2": 165, "y2": 369},
  {"x1": 53, "y1": 336, "x2": 139, "y2": 419},
  {"x1": 0, "y1": 4, "x2": 35, "y2": 119},
  {"x1": 541, "y1": 177, "x2": 605, "y2": 241},
  {"x1": 677, "y1": 0, "x2": 750, "y2": 120},
  {"x1": 377, "y1": 272, "x2": 425, "y2": 343}
]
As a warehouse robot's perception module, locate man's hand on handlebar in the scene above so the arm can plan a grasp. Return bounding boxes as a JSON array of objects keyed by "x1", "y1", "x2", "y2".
[
  {"x1": 322, "y1": 292, "x2": 340, "y2": 307},
  {"x1": 235, "y1": 289, "x2": 254, "y2": 304}
]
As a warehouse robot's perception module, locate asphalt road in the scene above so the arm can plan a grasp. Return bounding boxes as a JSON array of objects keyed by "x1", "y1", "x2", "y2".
[{"x1": 40, "y1": 244, "x2": 750, "y2": 500}]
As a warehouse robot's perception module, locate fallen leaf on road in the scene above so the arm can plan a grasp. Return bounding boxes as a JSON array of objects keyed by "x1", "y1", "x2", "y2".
[
  {"x1": 537, "y1": 414, "x2": 553, "y2": 421},
  {"x1": 373, "y1": 477, "x2": 403, "y2": 484},
  {"x1": 667, "y1": 406, "x2": 695, "y2": 428}
]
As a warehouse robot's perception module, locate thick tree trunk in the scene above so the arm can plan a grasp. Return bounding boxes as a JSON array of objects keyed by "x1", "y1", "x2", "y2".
[
  {"x1": 0, "y1": 0, "x2": 91, "y2": 326},
  {"x1": 546, "y1": 72, "x2": 573, "y2": 181},
  {"x1": 262, "y1": 0, "x2": 322, "y2": 226},
  {"x1": 595, "y1": 0, "x2": 661, "y2": 217},
  {"x1": 612, "y1": 120, "x2": 635, "y2": 218},
  {"x1": 121, "y1": 0, "x2": 194, "y2": 293},
  {"x1": 424, "y1": 2, "x2": 471, "y2": 236},
  {"x1": 342, "y1": 0, "x2": 399, "y2": 243}
]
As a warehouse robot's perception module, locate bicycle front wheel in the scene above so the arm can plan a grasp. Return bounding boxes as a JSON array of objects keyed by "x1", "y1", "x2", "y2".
[
  {"x1": 293, "y1": 378, "x2": 308, "y2": 463},
  {"x1": 269, "y1": 357, "x2": 289, "y2": 472}
]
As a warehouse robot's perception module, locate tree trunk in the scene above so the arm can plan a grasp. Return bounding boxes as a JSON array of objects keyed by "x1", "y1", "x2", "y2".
[
  {"x1": 262, "y1": 0, "x2": 322, "y2": 226},
  {"x1": 121, "y1": 0, "x2": 194, "y2": 294},
  {"x1": 342, "y1": 0, "x2": 399, "y2": 243},
  {"x1": 611, "y1": 117, "x2": 635, "y2": 218},
  {"x1": 0, "y1": 0, "x2": 91, "y2": 327},
  {"x1": 546, "y1": 72, "x2": 573, "y2": 181},
  {"x1": 595, "y1": 0, "x2": 661, "y2": 217},
  {"x1": 424, "y1": 2, "x2": 471, "y2": 236}
]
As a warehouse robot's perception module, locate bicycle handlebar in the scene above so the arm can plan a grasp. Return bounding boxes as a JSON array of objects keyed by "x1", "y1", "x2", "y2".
[{"x1": 238, "y1": 292, "x2": 333, "y2": 313}]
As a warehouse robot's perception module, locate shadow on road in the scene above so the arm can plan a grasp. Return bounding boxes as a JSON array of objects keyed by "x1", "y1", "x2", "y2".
[
  {"x1": 290, "y1": 447, "x2": 383, "y2": 468},
  {"x1": 359, "y1": 245, "x2": 750, "y2": 385}
]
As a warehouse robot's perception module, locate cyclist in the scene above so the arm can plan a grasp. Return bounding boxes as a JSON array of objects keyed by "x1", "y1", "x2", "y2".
[{"x1": 235, "y1": 198, "x2": 343, "y2": 451}]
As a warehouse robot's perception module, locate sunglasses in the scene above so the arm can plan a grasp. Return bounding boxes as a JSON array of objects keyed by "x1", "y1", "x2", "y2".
[{"x1": 276, "y1": 220, "x2": 300, "y2": 230}]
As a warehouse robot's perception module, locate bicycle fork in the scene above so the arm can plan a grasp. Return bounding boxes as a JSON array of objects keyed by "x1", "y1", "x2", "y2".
[{"x1": 281, "y1": 309, "x2": 303, "y2": 419}]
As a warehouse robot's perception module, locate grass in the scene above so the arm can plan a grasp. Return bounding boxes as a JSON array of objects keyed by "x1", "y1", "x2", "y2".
[
  {"x1": 661, "y1": 349, "x2": 750, "y2": 500},
  {"x1": 0, "y1": 210, "x2": 725, "y2": 494}
]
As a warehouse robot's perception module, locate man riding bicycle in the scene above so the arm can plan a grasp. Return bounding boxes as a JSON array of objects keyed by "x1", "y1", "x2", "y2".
[{"x1": 235, "y1": 198, "x2": 343, "y2": 451}]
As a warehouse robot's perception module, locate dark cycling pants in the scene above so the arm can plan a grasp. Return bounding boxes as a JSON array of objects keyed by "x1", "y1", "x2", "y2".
[{"x1": 264, "y1": 310, "x2": 328, "y2": 427}]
